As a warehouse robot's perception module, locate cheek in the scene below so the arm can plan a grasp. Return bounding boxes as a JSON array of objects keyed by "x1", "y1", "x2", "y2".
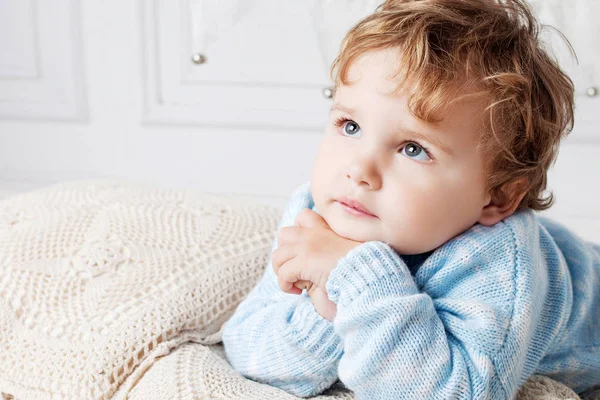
[
  {"x1": 424, "y1": 176, "x2": 484, "y2": 221},
  {"x1": 382, "y1": 176, "x2": 479, "y2": 248},
  {"x1": 409, "y1": 171, "x2": 487, "y2": 244},
  {"x1": 384, "y1": 187, "x2": 434, "y2": 228},
  {"x1": 312, "y1": 138, "x2": 344, "y2": 179},
  {"x1": 380, "y1": 197, "x2": 450, "y2": 254},
  {"x1": 311, "y1": 139, "x2": 341, "y2": 214},
  {"x1": 444, "y1": 165, "x2": 488, "y2": 209}
]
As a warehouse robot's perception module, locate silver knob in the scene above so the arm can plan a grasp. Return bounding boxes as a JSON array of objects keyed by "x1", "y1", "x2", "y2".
[
  {"x1": 191, "y1": 53, "x2": 207, "y2": 65},
  {"x1": 586, "y1": 87, "x2": 598, "y2": 98},
  {"x1": 322, "y1": 87, "x2": 334, "y2": 99}
]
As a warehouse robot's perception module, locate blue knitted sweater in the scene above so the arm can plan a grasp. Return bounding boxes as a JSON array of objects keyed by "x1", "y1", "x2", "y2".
[{"x1": 222, "y1": 181, "x2": 600, "y2": 399}]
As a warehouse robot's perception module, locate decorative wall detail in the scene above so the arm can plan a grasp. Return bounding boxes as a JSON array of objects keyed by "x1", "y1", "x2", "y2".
[
  {"x1": 141, "y1": 0, "x2": 376, "y2": 128},
  {"x1": 0, "y1": 0, "x2": 87, "y2": 121},
  {"x1": 529, "y1": 0, "x2": 599, "y2": 129}
]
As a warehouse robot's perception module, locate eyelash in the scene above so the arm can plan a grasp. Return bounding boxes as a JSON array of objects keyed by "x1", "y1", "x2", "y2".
[{"x1": 333, "y1": 117, "x2": 434, "y2": 161}]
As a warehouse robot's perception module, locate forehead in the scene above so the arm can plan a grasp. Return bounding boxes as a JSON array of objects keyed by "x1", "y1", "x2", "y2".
[
  {"x1": 343, "y1": 48, "x2": 403, "y2": 96},
  {"x1": 336, "y1": 49, "x2": 489, "y2": 125},
  {"x1": 335, "y1": 48, "x2": 489, "y2": 148}
]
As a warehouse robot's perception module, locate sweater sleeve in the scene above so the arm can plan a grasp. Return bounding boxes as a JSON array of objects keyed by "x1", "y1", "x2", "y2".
[
  {"x1": 222, "y1": 182, "x2": 343, "y2": 397},
  {"x1": 325, "y1": 217, "x2": 572, "y2": 400}
]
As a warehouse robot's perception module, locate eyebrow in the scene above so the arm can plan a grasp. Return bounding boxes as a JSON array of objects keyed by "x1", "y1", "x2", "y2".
[
  {"x1": 330, "y1": 102, "x2": 455, "y2": 156},
  {"x1": 330, "y1": 103, "x2": 357, "y2": 116}
]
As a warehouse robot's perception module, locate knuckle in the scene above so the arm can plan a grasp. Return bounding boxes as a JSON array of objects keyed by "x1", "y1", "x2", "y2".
[
  {"x1": 295, "y1": 208, "x2": 310, "y2": 223},
  {"x1": 277, "y1": 227, "x2": 290, "y2": 243},
  {"x1": 278, "y1": 267, "x2": 289, "y2": 282},
  {"x1": 278, "y1": 276, "x2": 291, "y2": 292}
]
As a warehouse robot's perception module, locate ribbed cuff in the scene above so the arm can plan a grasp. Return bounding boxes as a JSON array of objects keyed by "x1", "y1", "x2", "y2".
[
  {"x1": 326, "y1": 241, "x2": 419, "y2": 307},
  {"x1": 286, "y1": 297, "x2": 344, "y2": 361}
]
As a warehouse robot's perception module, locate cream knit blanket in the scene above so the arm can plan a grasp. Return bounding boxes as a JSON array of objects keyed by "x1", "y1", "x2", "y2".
[{"x1": 0, "y1": 181, "x2": 587, "y2": 399}]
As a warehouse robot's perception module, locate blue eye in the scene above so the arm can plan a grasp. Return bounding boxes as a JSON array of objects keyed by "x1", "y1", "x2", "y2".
[
  {"x1": 342, "y1": 120, "x2": 361, "y2": 137},
  {"x1": 401, "y1": 142, "x2": 431, "y2": 161}
]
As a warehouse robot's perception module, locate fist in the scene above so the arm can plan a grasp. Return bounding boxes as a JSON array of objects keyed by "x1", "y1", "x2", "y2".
[{"x1": 271, "y1": 208, "x2": 361, "y2": 294}]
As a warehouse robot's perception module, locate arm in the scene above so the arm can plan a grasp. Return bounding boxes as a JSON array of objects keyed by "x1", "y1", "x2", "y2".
[
  {"x1": 222, "y1": 182, "x2": 343, "y2": 397},
  {"x1": 326, "y1": 218, "x2": 572, "y2": 399}
]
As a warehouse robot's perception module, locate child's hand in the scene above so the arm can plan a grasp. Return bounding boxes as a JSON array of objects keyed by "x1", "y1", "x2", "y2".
[
  {"x1": 307, "y1": 285, "x2": 337, "y2": 322},
  {"x1": 271, "y1": 208, "x2": 362, "y2": 295}
]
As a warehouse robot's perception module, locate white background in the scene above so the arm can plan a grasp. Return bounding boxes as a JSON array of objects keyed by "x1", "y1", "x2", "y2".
[{"x1": 0, "y1": 0, "x2": 598, "y2": 242}]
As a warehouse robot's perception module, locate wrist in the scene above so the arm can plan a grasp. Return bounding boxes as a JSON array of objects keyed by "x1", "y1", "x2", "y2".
[{"x1": 326, "y1": 241, "x2": 419, "y2": 307}]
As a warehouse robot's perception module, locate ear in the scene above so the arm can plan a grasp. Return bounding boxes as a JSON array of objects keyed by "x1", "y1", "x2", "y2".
[{"x1": 478, "y1": 178, "x2": 528, "y2": 226}]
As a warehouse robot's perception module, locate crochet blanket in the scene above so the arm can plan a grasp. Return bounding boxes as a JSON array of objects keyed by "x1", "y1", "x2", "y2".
[{"x1": 0, "y1": 181, "x2": 591, "y2": 399}]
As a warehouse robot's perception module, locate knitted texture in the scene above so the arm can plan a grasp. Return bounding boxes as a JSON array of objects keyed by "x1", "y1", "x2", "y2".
[
  {"x1": 0, "y1": 181, "x2": 593, "y2": 400},
  {"x1": 0, "y1": 180, "x2": 283, "y2": 399},
  {"x1": 223, "y1": 181, "x2": 600, "y2": 399}
]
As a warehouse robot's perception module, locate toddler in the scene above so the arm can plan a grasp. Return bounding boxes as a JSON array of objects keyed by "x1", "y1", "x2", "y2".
[{"x1": 222, "y1": 0, "x2": 600, "y2": 398}]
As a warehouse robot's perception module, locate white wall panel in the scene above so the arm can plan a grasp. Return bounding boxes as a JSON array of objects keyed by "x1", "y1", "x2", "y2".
[
  {"x1": 0, "y1": 0, "x2": 87, "y2": 120},
  {"x1": 141, "y1": 0, "x2": 378, "y2": 129},
  {"x1": 0, "y1": 0, "x2": 38, "y2": 78},
  {"x1": 541, "y1": 141, "x2": 600, "y2": 242},
  {"x1": 530, "y1": 0, "x2": 600, "y2": 141}
]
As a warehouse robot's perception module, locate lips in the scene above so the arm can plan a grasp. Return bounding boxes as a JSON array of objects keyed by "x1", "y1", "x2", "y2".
[{"x1": 336, "y1": 197, "x2": 377, "y2": 217}]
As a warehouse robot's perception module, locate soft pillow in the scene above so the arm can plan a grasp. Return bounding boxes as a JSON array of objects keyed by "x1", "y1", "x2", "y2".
[{"x1": 0, "y1": 180, "x2": 281, "y2": 399}]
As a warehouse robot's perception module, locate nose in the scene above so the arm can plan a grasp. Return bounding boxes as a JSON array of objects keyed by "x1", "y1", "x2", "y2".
[{"x1": 346, "y1": 149, "x2": 382, "y2": 190}]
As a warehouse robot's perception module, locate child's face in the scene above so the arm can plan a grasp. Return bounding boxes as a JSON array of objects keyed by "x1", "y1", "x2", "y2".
[{"x1": 311, "y1": 48, "x2": 493, "y2": 255}]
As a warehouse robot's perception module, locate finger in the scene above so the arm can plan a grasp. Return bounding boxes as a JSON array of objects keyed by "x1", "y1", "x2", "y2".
[
  {"x1": 271, "y1": 245, "x2": 296, "y2": 275},
  {"x1": 277, "y1": 261, "x2": 305, "y2": 290},
  {"x1": 277, "y1": 275, "x2": 302, "y2": 295},
  {"x1": 276, "y1": 226, "x2": 302, "y2": 246},
  {"x1": 294, "y1": 208, "x2": 329, "y2": 229},
  {"x1": 296, "y1": 280, "x2": 313, "y2": 292}
]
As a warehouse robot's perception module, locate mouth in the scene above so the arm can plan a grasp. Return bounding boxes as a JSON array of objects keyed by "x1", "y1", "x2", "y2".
[{"x1": 336, "y1": 197, "x2": 377, "y2": 218}]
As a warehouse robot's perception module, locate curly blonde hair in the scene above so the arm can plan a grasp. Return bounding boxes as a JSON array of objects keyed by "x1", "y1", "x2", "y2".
[{"x1": 331, "y1": 0, "x2": 575, "y2": 211}]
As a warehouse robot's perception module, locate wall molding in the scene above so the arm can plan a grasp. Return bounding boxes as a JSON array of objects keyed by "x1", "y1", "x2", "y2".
[{"x1": 0, "y1": 0, "x2": 88, "y2": 121}]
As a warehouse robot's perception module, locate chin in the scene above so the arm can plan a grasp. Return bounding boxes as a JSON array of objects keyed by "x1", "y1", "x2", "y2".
[
  {"x1": 317, "y1": 198, "x2": 375, "y2": 242},
  {"x1": 326, "y1": 214, "x2": 372, "y2": 243}
]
